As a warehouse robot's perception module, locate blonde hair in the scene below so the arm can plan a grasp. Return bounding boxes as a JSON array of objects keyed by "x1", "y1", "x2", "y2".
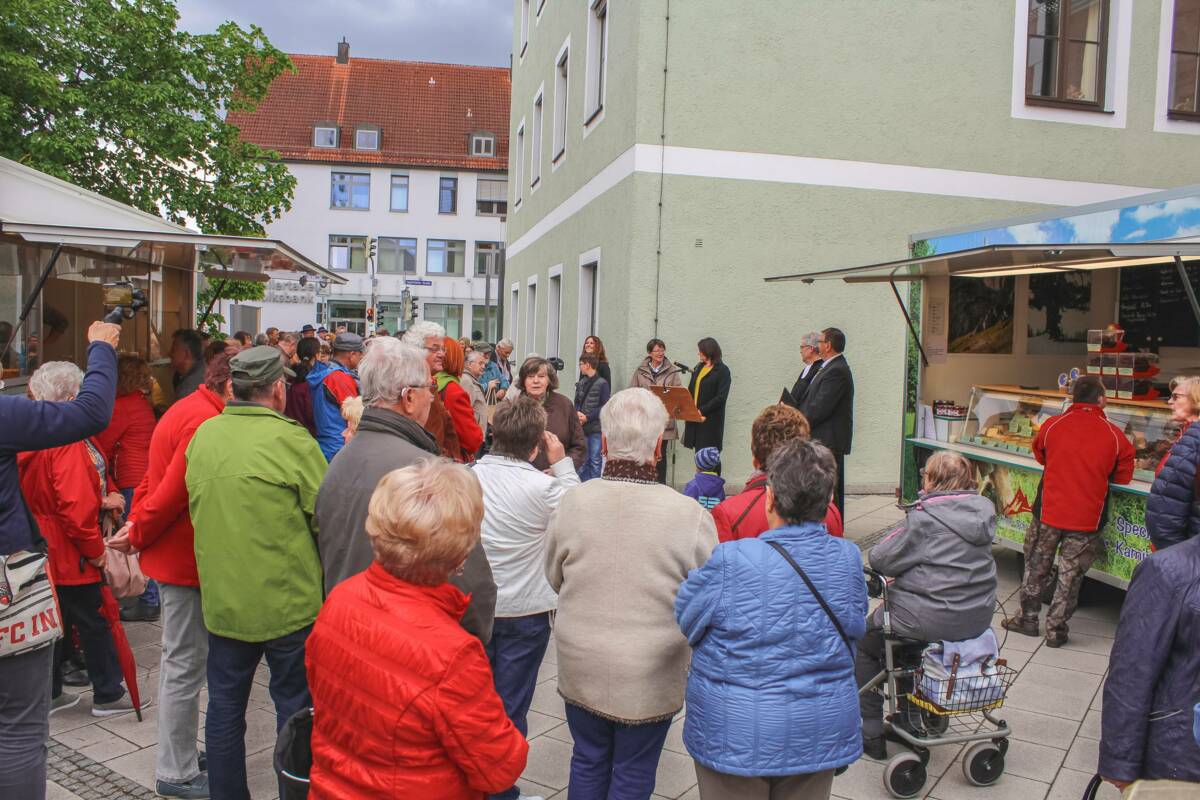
[
  {"x1": 365, "y1": 461, "x2": 483, "y2": 585},
  {"x1": 922, "y1": 451, "x2": 976, "y2": 493},
  {"x1": 1172, "y1": 377, "x2": 1200, "y2": 418},
  {"x1": 340, "y1": 395, "x2": 365, "y2": 435}
]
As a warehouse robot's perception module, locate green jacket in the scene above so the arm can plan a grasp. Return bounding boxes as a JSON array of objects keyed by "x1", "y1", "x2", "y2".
[{"x1": 185, "y1": 402, "x2": 327, "y2": 641}]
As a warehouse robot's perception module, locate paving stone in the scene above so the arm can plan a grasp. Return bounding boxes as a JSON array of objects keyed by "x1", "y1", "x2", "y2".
[
  {"x1": 1006, "y1": 664, "x2": 1102, "y2": 721},
  {"x1": 1047, "y1": 767, "x2": 1121, "y2": 800},
  {"x1": 998, "y1": 736, "x2": 1066, "y2": 783},
  {"x1": 1063, "y1": 734, "x2": 1101, "y2": 773},
  {"x1": 521, "y1": 734, "x2": 574, "y2": 790},
  {"x1": 1030, "y1": 644, "x2": 1111, "y2": 675},
  {"x1": 1077, "y1": 707, "x2": 1102, "y2": 740}
]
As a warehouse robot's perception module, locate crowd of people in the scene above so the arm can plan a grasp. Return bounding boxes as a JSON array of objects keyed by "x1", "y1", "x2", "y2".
[{"x1": 1, "y1": 318, "x2": 1198, "y2": 800}]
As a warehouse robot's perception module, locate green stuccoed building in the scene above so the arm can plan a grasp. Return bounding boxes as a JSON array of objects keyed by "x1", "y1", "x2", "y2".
[{"x1": 503, "y1": 0, "x2": 1200, "y2": 490}]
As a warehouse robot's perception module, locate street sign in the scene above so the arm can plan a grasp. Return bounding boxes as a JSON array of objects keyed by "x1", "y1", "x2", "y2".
[{"x1": 404, "y1": 278, "x2": 432, "y2": 286}]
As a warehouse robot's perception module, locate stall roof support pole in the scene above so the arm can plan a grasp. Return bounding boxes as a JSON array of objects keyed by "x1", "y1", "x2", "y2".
[
  {"x1": 890, "y1": 279, "x2": 929, "y2": 369},
  {"x1": 1174, "y1": 256, "x2": 1200, "y2": 336},
  {"x1": 3, "y1": 244, "x2": 63, "y2": 360}
]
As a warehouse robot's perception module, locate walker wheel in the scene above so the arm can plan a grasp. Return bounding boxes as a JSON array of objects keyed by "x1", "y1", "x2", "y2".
[
  {"x1": 884, "y1": 751, "x2": 927, "y2": 799},
  {"x1": 963, "y1": 741, "x2": 1005, "y2": 786}
]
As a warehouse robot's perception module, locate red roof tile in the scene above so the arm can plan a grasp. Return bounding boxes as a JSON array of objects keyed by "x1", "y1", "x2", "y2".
[{"x1": 229, "y1": 54, "x2": 510, "y2": 172}]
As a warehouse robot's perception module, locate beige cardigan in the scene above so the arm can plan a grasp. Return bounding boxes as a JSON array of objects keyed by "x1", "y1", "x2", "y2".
[{"x1": 544, "y1": 477, "x2": 717, "y2": 723}]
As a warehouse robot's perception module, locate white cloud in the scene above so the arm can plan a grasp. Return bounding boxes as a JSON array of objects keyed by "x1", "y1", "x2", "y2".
[
  {"x1": 1005, "y1": 221, "x2": 1053, "y2": 244},
  {"x1": 1130, "y1": 197, "x2": 1200, "y2": 224},
  {"x1": 1065, "y1": 209, "x2": 1121, "y2": 243},
  {"x1": 1168, "y1": 224, "x2": 1200, "y2": 240},
  {"x1": 1122, "y1": 228, "x2": 1147, "y2": 240}
]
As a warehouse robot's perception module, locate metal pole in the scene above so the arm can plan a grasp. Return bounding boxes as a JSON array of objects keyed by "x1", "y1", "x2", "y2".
[
  {"x1": 1174, "y1": 255, "x2": 1200, "y2": 335},
  {"x1": 484, "y1": 250, "x2": 493, "y2": 342},
  {"x1": 3, "y1": 244, "x2": 63, "y2": 360},
  {"x1": 890, "y1": 279, "x2": 929, "y2": 368}
]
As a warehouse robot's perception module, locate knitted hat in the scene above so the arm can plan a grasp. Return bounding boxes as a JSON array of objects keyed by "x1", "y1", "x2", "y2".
[{"x1": 695, "y1": 447, "x2": 721, "y2": 472}]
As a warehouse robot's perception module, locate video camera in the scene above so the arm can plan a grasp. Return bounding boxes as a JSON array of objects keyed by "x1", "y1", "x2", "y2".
[{"x1": 102, "y1": 281, "x2": 148, "y2": 324}]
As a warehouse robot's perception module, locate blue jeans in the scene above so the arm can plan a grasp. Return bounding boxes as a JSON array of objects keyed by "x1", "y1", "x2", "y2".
[
  {"x1": 119, "y1": 487, "x2": 158, "y2": 607},
  {"x1": 485, "y1": 613, "x2": 553, "y2": 800},
  {"x1": 565, "y1": 703, "x2": 672, "y2": 800},
  {"x1": 578, "y1": 433, "x2": 603, "y2": 481},
  {"x1": 205, "y1": 626, "x2": 312, "y2": 800}
]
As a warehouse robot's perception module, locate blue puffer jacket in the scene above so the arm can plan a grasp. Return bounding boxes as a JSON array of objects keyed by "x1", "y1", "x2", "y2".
[
  {"x1": 676, "y1": 523, "x2": 868, "y2": 777},
  {"x1": 306, "y1": 359, "x2": 356, "y2": 461},
  {"x1": 1147, "y1": 422, "x2": 1200, "y2": 550}
]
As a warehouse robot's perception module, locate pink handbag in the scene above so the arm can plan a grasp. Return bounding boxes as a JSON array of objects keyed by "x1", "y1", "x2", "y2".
[{"x1": 102, "y1": 512, "x2": 148, "y2": 599}]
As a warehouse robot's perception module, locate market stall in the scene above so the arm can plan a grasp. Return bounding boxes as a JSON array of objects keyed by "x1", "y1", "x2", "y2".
[{"x1": 768, "y1": 209, "x2": 1200, "y2": 589}]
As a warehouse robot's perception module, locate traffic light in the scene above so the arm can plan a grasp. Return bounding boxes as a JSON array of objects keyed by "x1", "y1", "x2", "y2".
[
  {"x1": 411, "y1": 297, "x2": 420, "y2": 320},
  {"x1": 366, "y1": 307, "x2": 375, "y2": 322},
  {"x1": 367, "y1": 237, "x2": 377, "y2": 264}
]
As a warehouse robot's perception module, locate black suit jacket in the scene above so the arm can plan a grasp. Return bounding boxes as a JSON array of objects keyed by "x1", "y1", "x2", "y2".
[
  {"x1": 683, "y1": 361, "x2": 732, "y2": 451},
  {"x1": 783, "y1": 359, "x2": 824, "y2": 409},
  {"x1": 800, "y1": 355, "x2": 853, "y2": 455}
]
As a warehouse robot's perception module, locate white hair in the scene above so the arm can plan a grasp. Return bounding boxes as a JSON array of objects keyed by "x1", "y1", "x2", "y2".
[
  {"x1": 600, "y1": 388, "x2": 669, "y2": 465},
  {"x1": 465, "y1": 350, "x2": 487, "y2": 366},
  {"x1": 360, "y1": 337, "x2": 430, "y2": 408},
  {"x1": 496, "y1": 338, "x2": 514, "y2": 350},
  {"x1": 29, "y1": 361, "x2": 84, "y2": 402},
  {"x1": 800, "y1": 331, "x2": 820, "y2": 348},
  {"x1": 401, "y1": 321, "x2": 446, "y2": 348}
]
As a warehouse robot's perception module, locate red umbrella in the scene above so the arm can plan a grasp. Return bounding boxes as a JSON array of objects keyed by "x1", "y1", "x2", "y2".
[{"x1": 96, "y1": 584, "x2": 143, "y2": 722}]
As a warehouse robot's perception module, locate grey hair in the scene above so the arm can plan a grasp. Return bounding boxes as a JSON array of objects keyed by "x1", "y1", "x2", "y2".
[
  {"x1": 599, "y1": 388, "x2": 668, "y2": 465},
  {"x1": 401, "y1": 320, "x2": 446, "y2": 348},
  {"x1": 253, "y1": 333, "x2": 270, "y2": 346},
  {"x1": 360, "y1": 337, "x2": 430, "y2": 408},
  {"x1": 465, "y1": 350, "x2": 487, "y2": 366},
  {"x1": 496, "y1": 338, "x2": 514, "y2": 350},
  {"x1": 800, "y1": 331, "x2": 820, "y2": 349},
  {"x1": 766, "y1": 439, "x2": 838, "y2": 525},
  {"x1": 29, "y1": 361, "x2": 84, "y2": 402}
]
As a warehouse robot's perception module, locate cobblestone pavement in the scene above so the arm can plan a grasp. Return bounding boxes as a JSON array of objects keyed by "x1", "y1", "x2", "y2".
[{"x1": 45, "y1": 495, "x2": 1125, "y2": 799}]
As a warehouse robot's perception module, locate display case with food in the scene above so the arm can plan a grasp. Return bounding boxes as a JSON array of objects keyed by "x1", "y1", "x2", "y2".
[{"x1": 958, "y1": 388, "x2": 1064, "y2": 457}]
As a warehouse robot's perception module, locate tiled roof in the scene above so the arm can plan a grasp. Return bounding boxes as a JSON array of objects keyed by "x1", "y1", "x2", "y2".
[{"x1": 228, "y1": 54, "x2": 510, "y2": 171}]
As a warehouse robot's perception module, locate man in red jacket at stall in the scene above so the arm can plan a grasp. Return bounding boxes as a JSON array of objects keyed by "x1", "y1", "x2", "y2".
[
  {"x1": 108, "y1": 353, "x2": 234, "y2": 800},
  {"x1": 713, "y1": 404, "x2": 843, "y2": 540},
  {"x1": 1003, "y1": 375, "x2": 1134, "y2": 648}
]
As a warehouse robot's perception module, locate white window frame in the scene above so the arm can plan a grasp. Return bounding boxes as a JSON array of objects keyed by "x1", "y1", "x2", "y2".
[
  {"x1": 520, "y1": 0, "x2": 531, "y2": 60},
  {"x1": 546, "y1": 265, "x2": 563, "y2": 360},
  {"x1": 313, "y1": 125, "x2": 338, "y2": 148},
  {"x1": 1010, "y1": 0, "x2": 1132, "y2": 129},
  {"x1": 510, "y1": 283, "x2": 521, "y2": 351},
  {"x1": 330, "y1": 171, "x2": 370, "y2": 210},
  {"x1": 530, "y1": 86, "x2": 545, "y2": 191},
  {"x1": 514, "y1": 119, "x2": 526, "y2": 209},
  {"x1": 536, "y1": 0, "x2": 547, "y2": 21},
  {"x1": 389, "y1": 173, "x2": 409, "y2": 212},
  {"x1": 584, "y1": 0, "x2": 608, "y2": 134},
  {"x1": 471, "y1": 133, "x2": 496, "y2": 157},
  {"x1": 1155, "y1": 0, "x2": 1200, "y2": 135},
  {"x1": 525, "y1": 274, "x2": 539, "y2": 359},
  {"x1": 354, "y1": 127, "x2": 380, "y2": 150},
  {"x1": 552, "y1": 38, "x2": 570, "y2": 167},
  {"x1": 576, "y1": 247, "x2": 600, "y2": 356}
]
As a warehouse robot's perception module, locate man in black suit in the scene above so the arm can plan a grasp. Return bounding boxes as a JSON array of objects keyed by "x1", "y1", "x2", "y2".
[
  {"x1": 783, "y1": 331, "x2": 823, "y2": 409},
  {"x1": 800, "y1": 327, "x2": 854, "y2": 518}
]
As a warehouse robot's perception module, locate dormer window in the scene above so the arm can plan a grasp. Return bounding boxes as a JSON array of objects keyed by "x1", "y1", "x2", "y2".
[
  {"x1": 313, "y1": 125, "x2": 338, "y2": 148},
  {"x1": 355, "y1": 126, "x2": 380, "y2": 150},
  {"x1": 471, "y1": 132, "x2": 496, "y2": 157}
]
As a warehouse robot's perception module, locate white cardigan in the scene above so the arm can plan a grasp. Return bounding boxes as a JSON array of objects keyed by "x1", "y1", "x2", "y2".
[{"x1": 472, "y1": 454, "x2": 580, "y2": 617}]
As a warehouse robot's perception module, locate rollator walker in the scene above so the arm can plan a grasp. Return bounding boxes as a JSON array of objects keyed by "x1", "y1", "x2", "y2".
[{"x1": 860, "y1": 568, "x2": 1016, "y2": 798}]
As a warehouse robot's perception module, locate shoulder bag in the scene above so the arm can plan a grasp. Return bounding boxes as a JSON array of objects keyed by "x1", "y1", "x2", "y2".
[
  {"x1": 765, "y1": 540, "x2": 853, "y2": 657},
  {"x1": 0, "y1": 550, "x2": 62, "y2": 657}
]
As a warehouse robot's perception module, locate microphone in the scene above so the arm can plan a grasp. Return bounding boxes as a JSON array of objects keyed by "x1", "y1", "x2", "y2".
[{"x1": 673, "y1": 361, "x2": 692, "y2": 374}]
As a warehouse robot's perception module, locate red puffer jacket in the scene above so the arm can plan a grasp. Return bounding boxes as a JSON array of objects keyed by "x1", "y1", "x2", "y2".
[
  {"x1": 712, "y1": 473, "x2": 844, "y2": 542},
  {"x1": 18, "y1": 441, "x2": 108, "y2": 585},
  {"x1": 94, "y1": 392, "x2": 157, "y2": 489},
  {"x1": 128, "y1": 385, "x2": 225, "y2": 586},
  {"x1": 306, "y1": 563, "x2": 528, "y2": 799}
]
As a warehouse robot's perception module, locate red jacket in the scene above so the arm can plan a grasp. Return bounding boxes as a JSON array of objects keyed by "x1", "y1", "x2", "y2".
[
  {"x1": 18, "y1": 441, "x2": 111, "y2": 585},
  {"x1": 127, "y1": 385, "x2": 225, "y2": 586},
  {"x1": 440, "y1": 380, "x2": 483, "y2": 461},
  {"x1": 306, "y1": 563, "x2": 528, "y2": 800},
  {"x1": 1033, "y1": 403, "x2": 1135, "y2": 532},
  {"x1": 712, "y1": 472, "x2": 844, "y2": 542},
  {"x1": 94, "y1": 392, "x2": 157, "y2": 489}
]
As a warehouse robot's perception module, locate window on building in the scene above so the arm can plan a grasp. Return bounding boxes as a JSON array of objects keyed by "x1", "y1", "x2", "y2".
[
  {"x1": 476, "y1": 179, "x2": 508, "y2": 216},
  {"x1": 328, "y1": 300, "x2": 367, "y2": 335},
  {"x1": 537, "y1": 0, "x2": 547, "y2": 17},
  {"x1": 471, "y1": 133, "x2": 496, "y2": 157},
  {"x1": 377, "y1": 237, "x2": 417, "y2": 273},
  {"x1": 330, "y1": 172, "x2": 370, "y2": 209},
  {"x1": 525, "y1": 281, "x2": 538, "y2": 356},
  {"x1": 1026, "y1": 0, "x2": 1110, "y2": 109},
  {"x1": 476, "y1": 241, "x2": 505, "y2": 276},
  {"x1": 546, "y1": 272, "x2": 561, "y2": 359},
  {"x1": 553, "y1": 47, "x2": 569, "y2": 161},
  {"x1": 586, "y1": 0, "x2": 608, "y2": 123},
  {"x1": 520, "y1": 0, "x2": 530, "y2": 57},
  {"x1": 329, "y1": 235, "x2": 367, "y2": 271},
  {"x1": 439, "y1": 176, "x2": 458, "y2": 214},
  {"x1": 515, "y1": 122, "x2": 525, "y2": 206},
  {"x1": 1170, "y1": 0, "x2": 1200, "y2": 119},
  {"x1": 472, "y1": 304, "x2": 499, "y2": 342},
  {"x1": 579, "y1": 260, "x2": 598, "y2": 342},
  {"x1": 313, "y1": 125, "x2": 338, "y2": 147},
  {"x1": 390, "y1": 174, "x2": 409, "y2": 211},
  {"x1": 354, "y1": 127, "x2": 380, "y2": 150},
  {"x1": 425, "y1": 303, "x2": 463, "y2": 339},
  {"x1": 531, "y1": 94, "x2": 543, "y2": 187},
  {"x1": 427, "y1": 239, "x2": 466, "y2": 275},
  {"x1": 510, "y1": 286, "x2": 520, "y2": 347}
]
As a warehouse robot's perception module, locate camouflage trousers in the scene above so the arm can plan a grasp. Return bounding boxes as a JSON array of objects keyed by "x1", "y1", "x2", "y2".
[{"x1": 1018, "y1": 519, "x2": 1104, "y2": 638}]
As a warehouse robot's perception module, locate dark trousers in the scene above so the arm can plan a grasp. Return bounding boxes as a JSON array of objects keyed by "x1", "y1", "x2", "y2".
[
  {"x1": 0, "y1": 644, "x2": 53, "y2": 800},
  {"x1": 565, "y1": 703, "x2": 672, "y2": 800},
  {"x1": 833, "y1": 452, "x2": 845, "y2": 520},
  {"x1": 53, "y1": 583, "x2": 124, "y2": 704},
  {"x1": 485, "y1": 612, "x2": 553, "y2": 800},
  {"x1": 206, "y1": 626, "x2": 312, "y2": 800}
]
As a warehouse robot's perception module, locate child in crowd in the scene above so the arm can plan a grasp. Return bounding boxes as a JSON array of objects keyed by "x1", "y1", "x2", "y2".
[{"x1": 685, "y1": 447, "x2": 725, "y2": 510}]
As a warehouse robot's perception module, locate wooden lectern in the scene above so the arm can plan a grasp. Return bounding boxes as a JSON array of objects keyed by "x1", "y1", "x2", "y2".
[{"x1": 649, "y1": 385, "x2": 704, "y2": 423}]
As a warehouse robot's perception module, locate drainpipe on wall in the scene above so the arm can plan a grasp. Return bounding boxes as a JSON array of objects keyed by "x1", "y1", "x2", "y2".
[{"x1": 652, "y1": 0, "x2": 672, "y2": 337}]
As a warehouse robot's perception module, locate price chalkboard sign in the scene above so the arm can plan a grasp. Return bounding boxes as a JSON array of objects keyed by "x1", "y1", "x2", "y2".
[{"x1": 1119, "y1": 261, "x2": 1200, "y2": 349}]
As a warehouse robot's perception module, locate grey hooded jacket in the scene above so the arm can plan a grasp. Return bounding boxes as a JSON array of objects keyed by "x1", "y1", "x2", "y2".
[{"x1": 868, "y1": 491, "x2": 997, "y2": 642}]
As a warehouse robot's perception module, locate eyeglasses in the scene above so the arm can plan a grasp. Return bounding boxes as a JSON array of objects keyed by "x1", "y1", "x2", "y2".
[
  {"x1": 402, "y1": 383, "x2": 435, "y2": 398},
  {"x1": 425, "y1": 344, "x2": 445, "y2": 353}
]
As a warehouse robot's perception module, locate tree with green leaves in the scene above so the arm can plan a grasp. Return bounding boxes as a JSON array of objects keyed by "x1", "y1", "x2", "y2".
[
  {"x1": 196, "y1": 278, "x2": 264, "y2": 338},
  {"x1": 0, "y1": 0, "x2": 296, "y2": 236}
]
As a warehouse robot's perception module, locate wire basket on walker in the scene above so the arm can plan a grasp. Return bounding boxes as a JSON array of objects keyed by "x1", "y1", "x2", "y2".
[{"x1": 861, "y1": 568, "x2": 1015, "y2": 799}]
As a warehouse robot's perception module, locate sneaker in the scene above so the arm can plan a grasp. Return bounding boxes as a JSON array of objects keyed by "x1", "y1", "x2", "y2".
[
  {"x1": 1001, "y1": 615, "x2": 1040, "y2": 637},
  {"x1": 92, "y1": 692, "x2": 153, "y2": 717},
  {"x1": 50, "y1": 693, "x2": 81, "y2": 715},
  {"x1": 61, "y1": 666, "x2": 91, "y2": 687},
  {"x1": 155, "y1": 773, "x2": 209, "y2": 799},
  {"x1": 121, "y1": 602, "x2": 161, "y2": 623}
]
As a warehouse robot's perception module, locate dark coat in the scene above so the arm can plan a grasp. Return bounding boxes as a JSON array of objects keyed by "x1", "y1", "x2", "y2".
[
  {"x1": 533, "y1": 392, "x2": 587, "y2": 471},
  {"x1": 1147, "y1": 422, "x2": 1200, "y2": 550},
  {"x1": 783, "y1": 359, "x2": 823, "y2": 409},
  {"x1": 800, "y1": 355, "x2": 854, "y2": 456},
  {"x1": 1099, "y1": 534, "x2": 1200, "y2": 783},
  {"x1": 573, "y1": 374, "x2": 610, "y2": 436},
  {"x1": 684, "y1": 361, "x2": 732, "y2": 452},
  {"x1": 314, "y1": 406, "x2": 497, "y2": 644}
]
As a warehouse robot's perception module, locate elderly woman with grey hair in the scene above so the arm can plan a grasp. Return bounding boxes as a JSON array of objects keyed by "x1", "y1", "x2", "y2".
[
  {"x1": 544, "y1": 387, "x2": 718, "y2": 798},
  {"x1": 461, "y1": 348, "x2": 492, "y2": 440}
]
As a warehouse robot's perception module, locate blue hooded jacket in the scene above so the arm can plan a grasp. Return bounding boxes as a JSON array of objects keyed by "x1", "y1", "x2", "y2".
[
  {"x1": 1147, "y1": 422, "x2": 1200, "y2": 550},
  {"x1": 676, "y1": 523, "x2": 868, "y2": 776},
  {"x1": 306, "y1": 359, "x2": 357, "y2": 461}
]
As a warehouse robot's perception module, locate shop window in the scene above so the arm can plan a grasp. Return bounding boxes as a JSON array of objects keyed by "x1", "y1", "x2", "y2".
[
  {"x1": 425, "y1": 303, "x2": 463, "y2": 339},
  {"x1": 329, "y1": 235, "x2": 367, "y2": 271},
  {"x1": 1026, "y1": 0, "x2": 1110, "y2": 110},
  {"x1": 427, "y1": 239, "x2": 465, "y2": 275},
  {"x1": 313, "y1": 125, "x2": 338, "y2": 148},
  {"x1": 476, "y1": 179, "x2": 508, "y2": 216},
  {"x1": 377, "y1": 237, "x2": 417, "y2": 274},
  {"x1": 439, "y1": 176, "x2": 458, "y2": 214},
  {"x1": 472, "y1": 304, "x2": 499, "y2": 342},
  {"x1": 390, "y1": 174, "x2": 409, "y2": 212},
  {"x1": 331, "y1": 172, "x2": 370, "y2": 209},
  {"x1": 1170, "y1": 0, "x2": 1200, "y2": 119}
]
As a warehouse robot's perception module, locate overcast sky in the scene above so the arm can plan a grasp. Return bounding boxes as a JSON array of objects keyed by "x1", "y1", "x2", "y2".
[{"x1": 175, "y1": 0, "x2": 514, "y2": 67}]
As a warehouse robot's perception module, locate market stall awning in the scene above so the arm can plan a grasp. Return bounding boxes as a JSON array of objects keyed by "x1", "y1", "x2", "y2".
[{"x1": 764, "y1": 242, "x2": 1200, "y2": 284}]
